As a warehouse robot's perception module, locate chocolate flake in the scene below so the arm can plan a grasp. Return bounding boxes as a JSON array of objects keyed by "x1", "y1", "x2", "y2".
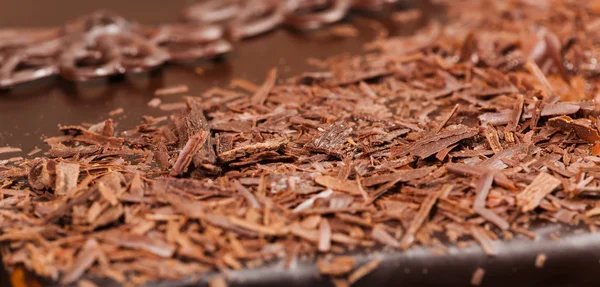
[
  {"x1": 470, "y1": 268, "x2": 485, "y2": 286},
  {"x1": 473, "y1": 172, "x2": 509, "y2": 230},
  {"x1": 108, "y1": 108, "x2": 124, "y2": 117},
  {"x1": 159, "y1": 102, "x2": 188, "y2": 111},
  {"x1": 516, "y1": 173, "x2": 562, "y2": 212},
  {"x1": 147, "y1": 98, "x2": 162, "y2": 108},
  {"x1": 347, "y1": 256, "x2": 381, "y2": 284},
  {"x1": 218, "y1": 138, "x2": 287, "y2": 162},
  {"x1": 371, "y1": 224, "x2": 401, "y2": 248},
  {"x1": 541, "y1": 103, "x2": 580, "y2": 117},
  {"x1": 483, "y1": 124, "x2": 503, "y2": 154},
  {"x1": 154, "y1": 84, "x2": 189, "y2": 96},
  {"x1": 251, "y1": 68, "x2": 277, "y2": 105},
  {"x1": 26, "y1": 147, "x2": 42, "y2": 156},
  {"x1": 547, "y1": 116, "x2": 600, "y2": 143},
  {"x1": 535, "y1": 253, "x2": 547, "y2": 268},
  {"x1": 317, "y1": 256, "x2": 356, "y2": 276},
  {"x1": 363, "y1": 167, "x2": 436, "y2": 187},
  {"x1": 318, "y1": 218, "x2": 332, "y2": 252},
  {"x1": 506, "y1": 94, "x2": 524, "y2": 132},
  {"x1": 0, "y1": 147, "x2": 21, "y2": 155},
  {"x1": 230, "y1": 78, "x2": 258, "y2": 93},
  {"x1": 171, "y1": 130, "x2": 210, "y2": 175},
  {"x1": 400, "y1": 188, "x2": 443, "y2": 250},
  {"x1": 60, "y1": 239, "x2": 99, "y2": 285},
  {"x1": 471, "y1": 226, "x2": 497, "y2": 256},
  {"x1": 315, "y1": 175, "x2": 361, "y2": 195},
  {"x1": 54, "y1": 162, "x2": 80, "y2": 196},
  {"x1": 394, "y1": 125, "x2": 478, "y2": 159},
  {"x1": 78, "y1": 279, "x2": 99, "y2": 287},
  {"x1": 209, "y1": 276, "x2": 227, "y2": 287},
  {"x1": 436, "y1": 104, "x2": 460, "y2": 133},
  {"x1": 306, "y1": 123, "x2": 353, "y2": 159},
  {"x1": 101, "y1": 231, "x2": 177, "y2": 258}
]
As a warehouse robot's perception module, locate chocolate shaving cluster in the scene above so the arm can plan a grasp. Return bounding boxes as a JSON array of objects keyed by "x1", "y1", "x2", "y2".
[{"x1": 7, "y1": 0, "x2": 600, "y2": 286}]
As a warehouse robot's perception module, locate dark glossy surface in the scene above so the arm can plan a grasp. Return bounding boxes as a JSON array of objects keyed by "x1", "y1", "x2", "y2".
[{"x1": 1, "y1": 1, "x2": 599, "y2": 287}]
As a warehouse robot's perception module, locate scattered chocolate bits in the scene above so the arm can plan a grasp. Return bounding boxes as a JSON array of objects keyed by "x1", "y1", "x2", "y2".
[{"x1": 3, "y1": 0, "x2": 600, "y2": 286}]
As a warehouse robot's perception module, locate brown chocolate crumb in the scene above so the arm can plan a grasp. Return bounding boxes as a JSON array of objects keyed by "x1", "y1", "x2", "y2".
[
  {"x1": 251, "y1": 68, "x2": 277, "y2": 105},
  {"x1": 470, "y1": 268, "x2": 485, "y2": 286},
  {"x1": 159, "y1": 102, "x2": 188, "y2": 111},
  {"x1": 0, "y1": 146, "x2": 21, "y2": 155},
  {"x1": 371, "y1": 224, "x2": 401, "y2": 248},
  {"x1": 60, "y1": 239, "x2": 100, "y2": 285},
  {"x1": 315, "y1": 175, "x2": 361, "y2": 195},
  {"x1": 54, "y1": 161, "x2": 80, "y2": 196},
  {"x1": 330, "y1": 278, "x2": 350, "y2": 287},
  {"x1": 400, "y1": 188, "x2": 443, "y2": 250},
  {"x1": 26, "y1": 147, "x2": 41, "y2": 157},
  {"x1": 392, "y1": 9, "x2": 422, "y2": 23},
  {"x1": 436, "y1": 104, "x2": 460, "y2": 133},
  {"x1": 78, "y1": 279, "x2": 99, "y2": 287},
  {"x1": 471, "y1": 226, "x2": 497, "y2": 256},
  {"x1": 170, "y1": 130, "x2": 210, "y2": 175},
  {"x1": 325, "y1": 24, "x2": 359, "y2": 38},
  {"x1": 318, "y1": 218, "x2": 332, "y2": 252},
  {"x1": 108, "y1": 107, "x2": 124, "y2": 117},
  {"x1": 318, "y1": 256, "x2": 356, "y2": 276},
  {"x1": 154, "y1": 84, "x2": 190, "y2": 96},
  {"x1": 209, "y1": 276, "x2": 227, "y2": 287},
  {"x1": 547, "y1": 116, "x2": 600, "y2": 143},
  {"x1": 535, "y1": 253, "x2": 547, "y2": 268},
  {"x1": 516, "y1": 173, "x2": 562, "y2": 212},
  {"x1": 347, "y1": 256, "x2": 381, "y2": 284},
  {"x1": 147, "y1": 98, "x2": 162, "y2": 108},
  {"x1": 230, "y1": 78, "x2": 259, "y2": 93}
]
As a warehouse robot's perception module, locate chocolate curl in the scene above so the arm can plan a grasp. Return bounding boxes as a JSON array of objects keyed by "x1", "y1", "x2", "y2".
[
  {"x1": 145, "y1": 24, "x2": 232, "y2": 62},
  {"x1": 59, "y1": 29, "x2": 168, "y2": 81},
  {"x1": 0, "y1": 37, "x2": 62, "y2": 88},
  {"x1": 182, "y1": 0, "x2": 241, "y2": 24},
  {"x1": 145, "y1": 24, "x2": 224, "y2": 44},
  {"x1": 285, "y1": 0, "x2": 352, "y2": 30},
  {"x1": 62, "y1": 10, "x2": 132, "y2": 35},
  {"x1": 228, "y1": 0, "x2": 287, "y2": 40}
]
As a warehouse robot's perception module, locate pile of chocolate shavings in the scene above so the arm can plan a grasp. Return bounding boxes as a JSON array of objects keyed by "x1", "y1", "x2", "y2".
[{"x1": 5, "y1": 0, "x2": 600, "y2": 286}]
